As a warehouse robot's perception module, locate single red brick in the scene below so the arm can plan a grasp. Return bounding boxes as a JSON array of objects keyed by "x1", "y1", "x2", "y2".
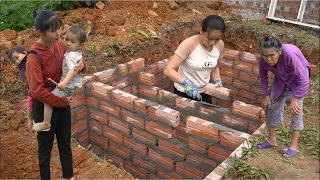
[
  {"x1": 76, "y1": 107, "x2": 87, "y2": 120},
  {"x1": 89, "y1": 109, "x2": 108, "y2": 125},
  {"x1": 248, "y1": 123, "x2": 260, "y2": 133},
  {"x1": 220, "y1": 75, "x2": 233, "y2": 85},
  {"x1": 133, "y1": 98, "x2": 148, "y2": 113},
  {"x1": 112, "y1": 89, "x2": 137, "y2": 104},
  {"x1": 221, "y1": 67, "x2": 239, "y2": 78},
  {"x1": 233, "y1": 79, "x2": 251, "y2": 90},
  {"x1": 78, "y1": 130, "x2": 88, "y2": 143},
  {"x1": 86, "y1": 96, "x2": 98, "y2": 108},
  {"x1": 198, "y1": 106, "x2": 218, "y2": 116},
  {"x1": 145, "y1": 121, "x2": 174, "y2": 139},
  {"x1": 175, "y1": 162, "x2": 205, "y2": 178},
  {"x1": 232, "y1": 108, "x2": 259, "y2": 120},
  {"x1": 222, "y1": 113, "x2": 248, "y2": 129},
  {"x1": 147, "y1": 105, "x2": 180, "y2": 127},
  {"x1": 144, "y1": 64, "x2": 158, "y2": 75},
  {"x1": 220, "y1": 131, "x2": 244, "y2": 149},
  {"x1": 138, "y1": 84, "x2": 160, "y2": 99},
  {"x1": 109, "y1": 141, "x2": 130, "y2": 158},
  {"x1": 185, "y1": 116, "x2": 219, "y2": 140},
  {"x1": 188, "y1": 136, "x2": 206, "y2": 153},
  {"x1": 157, "y1": 169, "x2": 183, "y2": 179},
  {"x1": 118, "y1": 63, "x2": 128, "y2": 76},
  {"x1": 148, "y1": 148, "x2": 174, "y2": 170},
  {"x1": 235, "y1": 61, "x2": 253, "y2": 72},
  {"x1": 112, "y1": 76, "x2": 129, "y2": 89},
  {"x1": 175, "y1": 130, "x2": 189, "y2": 144},
  {"x1": 72, "y1": 94, "x2": 85, "y2": 102},
  {"x1": 186, "y1": 154, "x2": 217, "y2": 167},
  {"x1": 93, "y1": 69, "x2": 116, "y2": 83},
  {"x1": 232, "y1": 100, "x2": 262, "y2": 116},
  {"x1": 240, "y1": 52, "x2": 259, "y2": 63},
  {"x1": 113, "y1": 98, "x2": 134, "y2": 111},
  {"x1": 137, "y1": 72, "x2": 155, "y2": 86},
  {"x1": 204, "y1": 83, "x2": 231, "y2": 101},
  {"x1": 121, "y1": 109, "x2": 145, "y2": 129},
  {"x1": 89, "y1": 120, "x2": 103, "y2": 135},
  {"x1": 128, "y1": 58, "x2": 145, "y2": 74},
  {"x1": 123, "y1": 136, "x2": 148, "y2": 156},
  {"x1": 132, "y1": 128, "x2": 156, "y2": 145},
  {"x1": 82, "y1": 75, "x2": 95, "y2": 85},
  {"x1": 208, "y1": 145, "x2": 232, "y2": 159},
  {"x1": 158, "y1": 139, "x2": 185, "y2": 158},
  {"x1": 103, "y1": 125, "x2": 123, "y2": 144},
  {"x1": 133, "y1": 154, "x2": 157, "y2": 173},
  {"x1": 125, "y1": 160, "x2": 147, "y2": 179},
  {"x1": 175, "y1": 97, "x2": 197, "y2": 109},
  {"x1": 100, "y1": 101, "x2": 121, "y2": 117},
  {"x1": 72, "y1": 119, "x2": 87, "y2": 134},
  {"x1": 108, "y1": 116, "x2": 130, "y2": 135},
  {"x1": 70, "y1": 98, "x2": 85, "y2": 109},
  {"x1": 220, "y1": 58, "x2": 234, "y2": 67},
  {"x1": 224, "y1": 49, "x2": 240, "y2": 60},
  {"x1": 90, "y1": 132, "x2": 109, "y2": 150}
]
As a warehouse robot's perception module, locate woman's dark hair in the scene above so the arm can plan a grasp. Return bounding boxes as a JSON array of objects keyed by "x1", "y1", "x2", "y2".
[
  {"x1": 8, "y1": 45, "x2": 26, "y2": 60},
  {"x1": 32, "y1": 8, "x2": 62, "y2": 32},
  {"x1": 202, "y1": 15, "x2": 226, "y2": 33},
  {"x1": 259, "y1": 35, "x2": 282, "y2": 52},
  {"x1": 68, "y1": 26, "x2": 87, "y2": 44}
]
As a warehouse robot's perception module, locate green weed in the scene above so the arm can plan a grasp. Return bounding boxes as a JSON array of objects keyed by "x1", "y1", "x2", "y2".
[{"x1": 299, "y1": 126, "x2": 320, "y2": 157}]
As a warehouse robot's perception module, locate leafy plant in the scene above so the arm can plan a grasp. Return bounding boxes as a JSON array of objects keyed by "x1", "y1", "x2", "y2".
[
  {"x1": 299, "y1": 126, "x2": 320, "y2": 157},
  {"x1": 225, "y1": 138, "x2": 270, "y2": 179},
  {"x1": 91, "y1": 45, "x2": 96, "y2": 56},
  {"x1": 276, "y1": 126, "x2": 292, "y2": 146},
  {"x1": 0, "y1": 0, "x2": 95, "y2": 31},
  {"x1": 225, "y1": 155, "x2": 270, "y2": 179}
]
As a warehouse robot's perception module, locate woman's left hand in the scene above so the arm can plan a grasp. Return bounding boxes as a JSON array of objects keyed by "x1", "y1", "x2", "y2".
[
  {"x1": 290, "y1": 98, "x2": 301, "y2": 116},
  {"x1": 74, "y1": 60, "x2": 84, "y2": 74}
]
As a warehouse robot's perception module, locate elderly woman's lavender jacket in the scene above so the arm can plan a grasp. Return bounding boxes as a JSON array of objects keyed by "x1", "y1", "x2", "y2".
[{"x1": 259, "y1": 44, "x2": 310, "y2": 100}]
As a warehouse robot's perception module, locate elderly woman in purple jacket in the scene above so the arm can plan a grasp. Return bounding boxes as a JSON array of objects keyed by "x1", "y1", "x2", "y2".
[{"x1": 256, "y1": 36, "x2": 310, "y2": 158}]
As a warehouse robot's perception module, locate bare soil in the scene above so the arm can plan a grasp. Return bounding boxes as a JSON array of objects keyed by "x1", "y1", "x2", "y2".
[{"x1": 0, "y1": 1, "x2": 319, "y2": 179}]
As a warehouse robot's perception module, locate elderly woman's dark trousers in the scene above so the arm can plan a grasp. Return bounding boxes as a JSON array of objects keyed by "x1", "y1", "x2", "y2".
[{"x1": 33, "y1": 99, "x2": 74, "y2": 180}]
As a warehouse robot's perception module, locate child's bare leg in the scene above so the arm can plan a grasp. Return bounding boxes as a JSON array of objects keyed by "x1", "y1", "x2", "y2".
[
  {"x1": 26, "y1": 111, "x2": 33, "y2": 129},
  {"x1": 33, "y1": 103, "x2": 52, "y2": 131}
]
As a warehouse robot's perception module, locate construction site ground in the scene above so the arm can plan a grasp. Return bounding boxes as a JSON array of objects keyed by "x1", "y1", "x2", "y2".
[{"x1": 0, "y1": 1, "x2": 319, "y2": 179}]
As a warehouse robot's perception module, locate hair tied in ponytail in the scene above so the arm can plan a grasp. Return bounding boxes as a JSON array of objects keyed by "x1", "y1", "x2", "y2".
[{"x1": 32, "y1": 8, "x2": 39, "y2": 19}]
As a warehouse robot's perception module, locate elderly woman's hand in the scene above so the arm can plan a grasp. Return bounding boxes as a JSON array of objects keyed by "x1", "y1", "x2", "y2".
[
  {"x1": 290, "y1": 98, "x2": 301, "y2": 116},
  {"x1": 74, "y1": 60, "x2": 84, "y2": 74},
  {"x1": 262, "y1": 95, "x2": 271, "y2": 111}
]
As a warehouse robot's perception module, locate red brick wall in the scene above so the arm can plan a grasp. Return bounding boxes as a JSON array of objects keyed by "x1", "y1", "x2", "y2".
[
  {"x1": 225, "y1": 0, "x2": 320, "y2": 25},
  {"x1": 69, "y1": 55, "x2": 270, "y2": 179}
]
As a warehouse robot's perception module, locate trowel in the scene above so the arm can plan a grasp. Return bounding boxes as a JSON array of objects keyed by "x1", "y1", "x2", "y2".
[{"x1": 198, "y1": 95, "x2": 220, "y2": 108}]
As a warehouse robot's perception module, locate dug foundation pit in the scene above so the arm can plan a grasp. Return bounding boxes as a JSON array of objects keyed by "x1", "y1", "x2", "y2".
[{"x1": 70, "y1": 49, "x2": 272, "y2": 179}]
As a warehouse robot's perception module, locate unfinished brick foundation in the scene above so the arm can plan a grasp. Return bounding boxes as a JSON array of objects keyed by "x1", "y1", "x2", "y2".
[{"x1": 70, "y1": 49, "x2": 269, "y2": 179}]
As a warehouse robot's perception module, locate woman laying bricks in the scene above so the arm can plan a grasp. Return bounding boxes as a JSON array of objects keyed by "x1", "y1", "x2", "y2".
[
  {"x1": 256, "y1": 35, "x2": 310, "y2": 158},
  {"x1": 164, "y1": 15, "x2": 225, "y2": 103},
  {"x1": 26, "y1": 9, "x2": 86, "y2": 179}
]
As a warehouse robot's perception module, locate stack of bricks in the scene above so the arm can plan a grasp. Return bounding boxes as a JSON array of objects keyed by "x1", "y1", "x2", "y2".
[{"x1": 66, "y1": 54, "x2": 269, "y2": 179}]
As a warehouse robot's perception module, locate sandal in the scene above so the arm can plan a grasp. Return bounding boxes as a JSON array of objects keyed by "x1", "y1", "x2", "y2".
[
  {"x1": 282, "y1": 148, "x2": 299, "y2": 158},
  {"x1": 256, "y1": 140, "x2": 276, "y2": 149}
]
